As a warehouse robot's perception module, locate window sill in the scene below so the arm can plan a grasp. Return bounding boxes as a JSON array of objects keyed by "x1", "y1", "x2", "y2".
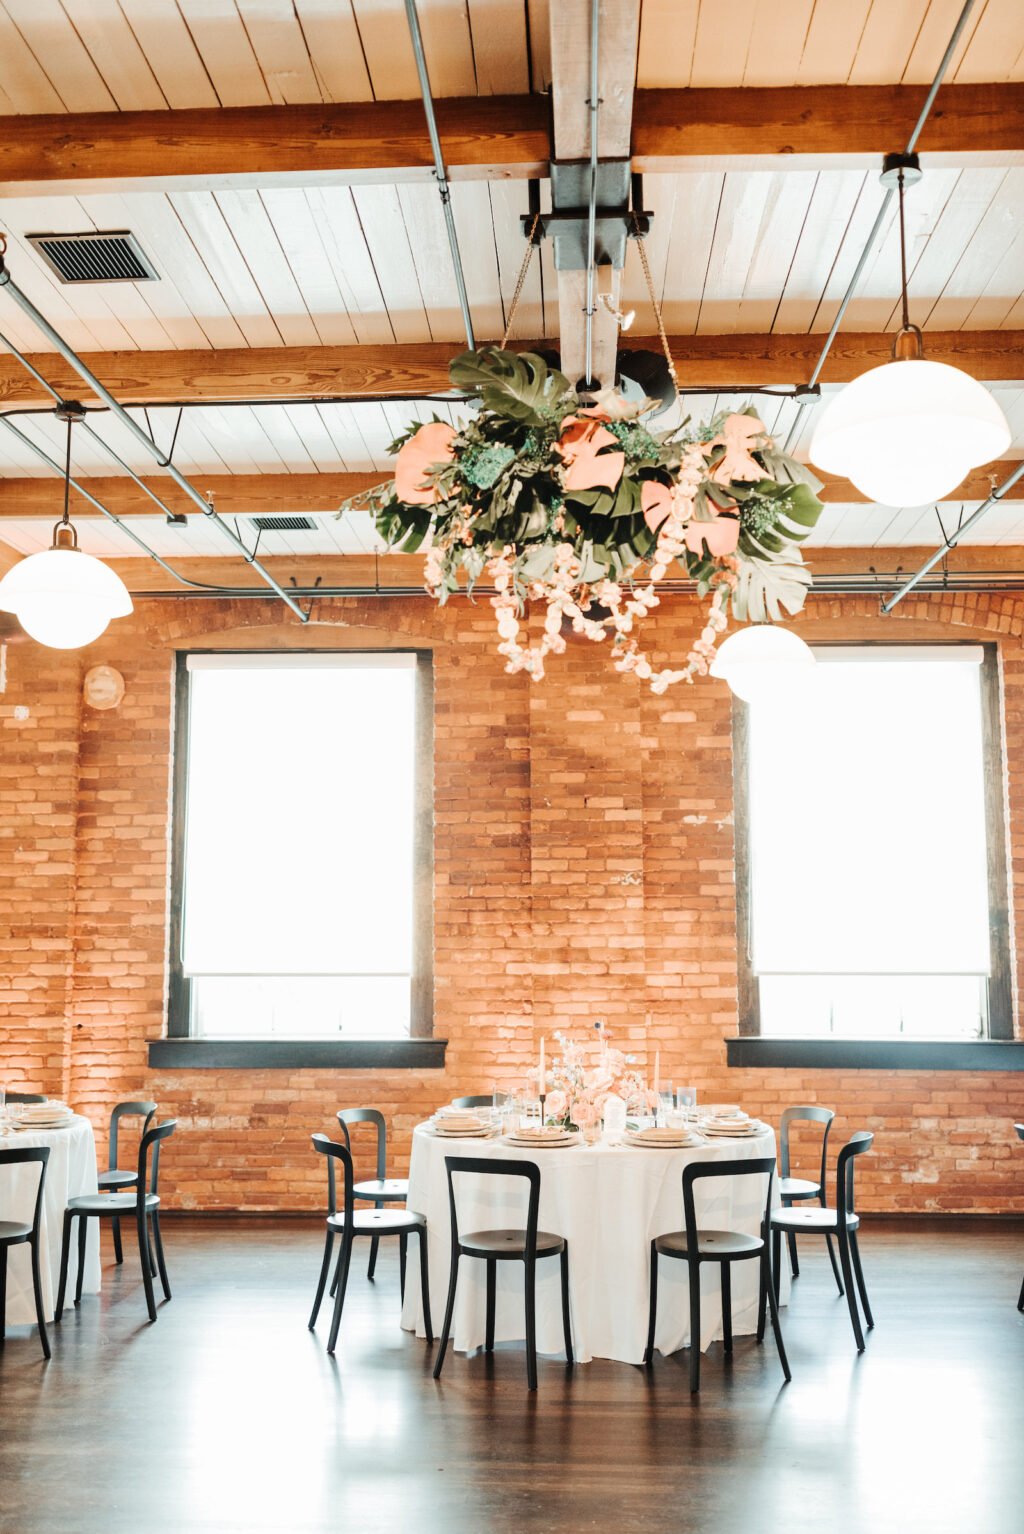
[
  {"x1": 147, "y1": 1038, "x2": 447, "y2": 1070},
  {"x1": 726, "y1": 1037, "x2": 1024, "y2": 1071}
]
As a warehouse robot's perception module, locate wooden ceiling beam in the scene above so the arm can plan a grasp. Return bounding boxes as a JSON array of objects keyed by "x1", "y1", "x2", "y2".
[
  {"x1": 0, "y1": 463, "x2": 1021, "y2": 521},
  {"x1": 0, "y1": 83, "x2": 1019, "y2": 195},
  {"x1": 0, "y1": 332, "x2": 1020, "y2": 411}
]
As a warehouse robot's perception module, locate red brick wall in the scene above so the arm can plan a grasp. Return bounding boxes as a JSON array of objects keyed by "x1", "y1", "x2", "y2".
[{"x1": 1, "y1": 589, "x2": 1021, "y2": 1213}]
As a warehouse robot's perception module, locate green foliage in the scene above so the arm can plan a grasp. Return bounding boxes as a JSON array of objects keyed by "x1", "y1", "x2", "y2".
[{"x1": 448, "y1": 347, "x2": 573, "y2": 425}]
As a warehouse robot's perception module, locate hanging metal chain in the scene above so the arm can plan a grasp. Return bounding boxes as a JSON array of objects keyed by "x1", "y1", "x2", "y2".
[
  {"x1": 632, "y1": 212, "x2": 678, "y2": 392},
  {"x1": 501, "y1": 212, "x2": 540, "y2": 348}
]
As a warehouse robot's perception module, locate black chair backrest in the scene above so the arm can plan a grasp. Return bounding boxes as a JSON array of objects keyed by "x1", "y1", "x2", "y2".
[
  {"x1": 835, "y1": 1132, "x2": 873, "y2": 1223},
  {"x1": 780, "y1": 1104, "x2": 835, "y2": 1189},
  {"x1": 136, "y1": 1120, "x2": 176, "y2": 1208},
  {"x1": 682, "y1": 1156, "x2": 776, "y2": 1248},
  {"x1": 312, "y1": 1133, "x2": 354, "y2": 1221},
  {"x1": 0, "y1": 1144, "x2": 50, "y2": 1233},
  {"x1": 452, "y1": 1096, "x2": 492, "y2": 1110},
  {"x1": 444, "y1": 1156, "x2": 541, "y2": 1253},
  {"x1": 5, "y1": 1092, "x2": 47, "y2": 1105},
  {"x1": 336, "y1": 1109, "x2": 386, "y2": 1182},
  {"x1": 1015, "y1": 1123, "x2": 1024, "y2": 1144},
  {"x1": 109, "y1": 1100, "x2": 158, "y2": 1173}
]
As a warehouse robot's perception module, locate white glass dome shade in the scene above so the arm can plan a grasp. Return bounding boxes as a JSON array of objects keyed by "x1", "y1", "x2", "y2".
[
  {"x1": 809, "y1": 358, "x2": 1010, "y2": 508},
  {"x1": 710, "y1": 624, "x2": 815, "y2": 702},
  {"x1": 0, "y1": 534, "x2": 133, "y2": 650}
]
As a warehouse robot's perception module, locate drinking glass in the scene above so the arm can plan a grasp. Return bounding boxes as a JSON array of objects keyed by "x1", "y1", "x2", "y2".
[
  {"x1": 657, "y1": 1090, "x2": 675, "y2": 1127},
  {"x1": 520, "y1": 1097, "x2": 542, "y2": 1132},
  {"x1": 492, "y1": 1087, "x2": 511, "y2": 1128},
  {"x1": 0, "y1": 1084, "x2": 5, "y2": 1130},
  {"x1": 626, "y1": 1090, "x2": 652, "y2": 1132},
  {"x1": 677, "y1": 1086, "x2": 698, "y2": 1125}
]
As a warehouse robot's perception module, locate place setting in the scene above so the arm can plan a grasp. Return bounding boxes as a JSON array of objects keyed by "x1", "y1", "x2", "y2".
[{"x1": 2, "y1": 1100, "x2": 76, "y2": 1133}]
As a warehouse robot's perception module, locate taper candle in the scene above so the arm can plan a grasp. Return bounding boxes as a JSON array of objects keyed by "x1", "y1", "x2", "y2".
[
  {"x1": 539, "y1": 1036, "x2": 545, "y2": 1095},
  {"x1": 653, "y1": 1050, "x2": 660, "y2": 1098}
]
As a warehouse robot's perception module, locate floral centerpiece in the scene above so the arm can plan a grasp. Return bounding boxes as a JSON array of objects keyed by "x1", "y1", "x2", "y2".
[
  {"x1": 543, "y1": 1031, "x2": 656, "y2": 1133},
  {"x1": 342, "y1": 347, "x2": 824, "y2": 692}
]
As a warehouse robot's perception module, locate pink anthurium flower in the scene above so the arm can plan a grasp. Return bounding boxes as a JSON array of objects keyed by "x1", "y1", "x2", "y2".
[
  {"x1": 555, "y1": 415, "x2": 625, "y2": 491},
  {"x1": 394, "y1": 421, "x2": 456, "y2": 504}
]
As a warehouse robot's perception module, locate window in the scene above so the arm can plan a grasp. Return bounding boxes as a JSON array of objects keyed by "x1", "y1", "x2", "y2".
[
  {"x1": 168, "y1": 652, "x2": 432, "y2": 1042},
  {"x1": 736, "y1": 644, "x2": 1011, "y2": 1042}
]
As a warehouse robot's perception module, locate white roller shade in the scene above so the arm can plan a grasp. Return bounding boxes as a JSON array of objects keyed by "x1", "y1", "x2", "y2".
[
  {"x1": 748, "y1": 647, "x2": 990, "y2": 976},
  {"x1": 181, "y1": 654, "x2": 417, "y2": 977}
]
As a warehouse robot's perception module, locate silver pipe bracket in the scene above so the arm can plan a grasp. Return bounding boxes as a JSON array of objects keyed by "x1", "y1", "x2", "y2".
[{"x1": 522, "y1": 160, "x2": 651, "y2": 271}]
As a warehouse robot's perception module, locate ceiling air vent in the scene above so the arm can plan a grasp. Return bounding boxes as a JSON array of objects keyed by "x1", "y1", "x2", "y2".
[
  {"x1": 250, "y1": 514, "x2": 319, "y2": 533},
  {"x1": 26, "y1": 231, "x2": 158, "y2": 284}
]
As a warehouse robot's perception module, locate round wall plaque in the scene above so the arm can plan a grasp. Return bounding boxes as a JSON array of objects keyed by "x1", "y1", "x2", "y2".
[{"x1": 83, "y1": 664, "x2": 125, "y2": 710}]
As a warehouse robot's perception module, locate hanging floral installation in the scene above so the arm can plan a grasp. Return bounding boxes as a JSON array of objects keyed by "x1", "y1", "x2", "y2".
[{"x1": 341, "y1": 347, "x2": 824, "y2": 693}]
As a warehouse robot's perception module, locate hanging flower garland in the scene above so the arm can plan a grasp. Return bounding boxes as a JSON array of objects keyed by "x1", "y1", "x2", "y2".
[{"x1": 341, "y1": 347, "x2": 824, "y2": 692}]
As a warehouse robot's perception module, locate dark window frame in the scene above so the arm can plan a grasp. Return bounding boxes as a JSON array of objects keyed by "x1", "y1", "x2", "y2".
[
  {"x1": 731, "y1": 640, "x2": 1017, "y2": 1067},
  {"x1": 155, "y1": 648, "x2": 441, "y2": 1070}
]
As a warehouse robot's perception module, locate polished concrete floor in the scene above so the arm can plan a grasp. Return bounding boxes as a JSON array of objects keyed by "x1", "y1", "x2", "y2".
[{"x1": 0, "y1": 1216, "x2": 1022, "y2": 1534}]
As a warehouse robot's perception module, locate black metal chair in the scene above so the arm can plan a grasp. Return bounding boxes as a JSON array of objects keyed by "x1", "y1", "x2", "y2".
[
  {"x1": 433, "y1": 1156, "x2": 573, "y2": 1391},
  {"x1": 308, "y1": 1133, "x2": 431, "y2": 1355},
  {"x1": 335, "y1": 1108, "x2": 409, "y2": 1282},
  {"x1": 645, "y1": 1156, "x2": 790, "y2": 1393},
  {"x1": 1015, "y1": 1124, "x2": 1024, "y2": 1312},
  {"x1": 97, "y1": 1100, "x2": 157, "y2": 1266},
  {"x1": 779, "y1": 1104, "x2": 843, "y2": 1291},
  {"x1": 5, "y1": 1093, "x2": 47, "y2": 1105},
  {"x1": 452, "y1": 1096, "x2": 493, "y2": 1109},
  {"x1": 55, "y1": 1120, "x2": 176, "y2": 1325},
  {"x1": 770, "y1": 1130, "x2": 875, "y2": 1351},
  {"x1": 0, "y1": 1146, "x2": 51, "y2": 1360}
]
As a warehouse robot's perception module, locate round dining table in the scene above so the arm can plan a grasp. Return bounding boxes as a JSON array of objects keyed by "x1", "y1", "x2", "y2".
[
  {"x1": 0, "y1": 1114, "x2": 101, "y2": 1324},
  {"x1": 400, "y1": 1122, "x2": 789, "y2": 1366}
]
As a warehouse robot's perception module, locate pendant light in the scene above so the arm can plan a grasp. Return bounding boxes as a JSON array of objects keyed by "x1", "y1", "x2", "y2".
[
  {"x1": 0, "y1": 403, "x2": 133, "y2": 649},
  {"x1": 809, "y1": 153, "x2": 1010, "y2": 508},
  {"x1": 710, "y1": 624, "x2": 815, "y2": 703}
]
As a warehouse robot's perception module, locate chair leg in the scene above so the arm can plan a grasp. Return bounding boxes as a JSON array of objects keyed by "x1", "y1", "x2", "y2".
[
  {"x1": 826, "y1": 1232, "x2": 845, "y2": 1296},
  {"x1": 687, "y1": 1261, "x2": 702, "y2": 1394},
  {"x1": 524, "y1": 1254, "x2": 538, "y2": 1391},
  {"x1": 367, "y1": 1231, "x2": 380, "y2": 1282},
  {"x1": 765, "y1": 1250, "x2": 792, "y2": 1383},
  {"x1": 756, "y1": 1245, "x2": 768, "y2": 1342},
  {"x1": 1018, "y1": 1269, "x2": 1024, "y2": 1313},
  {"x1": 28, "y1": 1237, "x2": 51, "y2": 1361},
  {"x1": 837, "y1": 1227, "x2": 865, "y2": 1352},
  {"x1": 849, "y1": 1232, "x2": 873, "y2": 1330},
  {"x1": 771, "y1": 1228, "x2": 782, "y2": 1306},
  {"x1": 484, "y1": 1259, "x2": 496, "y2": 1353},
  {"x1": 644, "y1": 1241, "x2": 658, "y2": 1366},
  {"x1": 433, "y1": 1252, "x2": 460, "y2": 1380},
  {"x1": 416, "y1": 1226, "x2": 433, "y2": 1344},
  {"x1": 0, "y1": 1246, "x2": 6, "y2": 1345},
  {"x1": 112, "y1": 1215, "x2": 124, "y2": 1265},
  {"x1": 55, "y1": 1212, "x2": 73, "y2": 1322},
  {"x1": 327, "y1": 1231, "x2": 354, "y2": 1355},
  {"x1": 721, "y1": 1263, "x2": 733, "y2": 1354},
  {"x1": 787, "y1": 1230, "x2": 800, "y2": 1279},
  {"x1": 329, "y1": 1241, "x2": 344, "y2": 1299},
  {"x1": 137, "y1": 1209, "x2": 158, "y2": 1323},
  {"x1": 309, "y1": 1228, "x2": 335, "y2": 1329},
  {"x1": 75, "y1": 1215, "x2": 87, "y2": 1307},
  {"x1": 560, "y1": 1245, "x2": 574, "y2": 1365},
  {"x1": 150, "y1": 1211, "x2": 171, "y2": 1301},
  {"x1": 399, "y1": 1233, "x2": 408, "y2": 1305}
]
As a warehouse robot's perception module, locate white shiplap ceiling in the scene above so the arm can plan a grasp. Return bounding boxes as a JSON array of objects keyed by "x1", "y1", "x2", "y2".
[{"x1": 0, "y1": 1, "x2": 1022, "y2": 559}]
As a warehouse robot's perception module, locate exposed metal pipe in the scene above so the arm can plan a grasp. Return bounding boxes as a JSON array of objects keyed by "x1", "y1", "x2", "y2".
[
  {"x1": 0, "y1": 414, "x2": 240, "y2": 592},
  {"x1": 0, "y1": 260, "x2": 309, "y2": 623},
  {"x1": 881, "y1": 460, "x2": 1024, "y2": 611},
  {"x1": 404, "y1": 0, "x2": 476, "y2": 352},
  {"x1": 783, "y1": 0, "x2": 978, "y2": 452},
  {"x1": 583, "y1": 0, "x2": 601, "y2": 388},
  {"x1": 121, "y1": 566, "x2": 1024, "y2": 604}
]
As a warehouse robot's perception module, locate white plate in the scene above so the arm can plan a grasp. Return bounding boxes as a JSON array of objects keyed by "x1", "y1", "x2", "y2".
[{"x1": 505, "y1": 1134, "x2": 577, "y2": 1148}]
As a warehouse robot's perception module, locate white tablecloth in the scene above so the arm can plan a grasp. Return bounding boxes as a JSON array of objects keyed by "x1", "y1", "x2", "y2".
[
  {"x1": 401, "y1": 1123, "x2": 789, "y2": 1365},
  {"x1": 0, "y1": 1115, "x2": 101, "y2": 1324}
]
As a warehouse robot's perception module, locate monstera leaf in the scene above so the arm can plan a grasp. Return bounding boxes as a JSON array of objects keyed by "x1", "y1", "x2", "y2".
[
  {"x1": 449, "y1": 347, "x2": 572, "y2": 424},
  {"x1": 731, "y1": 556, "x2": 812, "y2": 622}
]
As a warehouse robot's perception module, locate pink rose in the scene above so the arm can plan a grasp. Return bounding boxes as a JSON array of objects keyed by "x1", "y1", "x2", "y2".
[{"x1": 545, "y1": 1089, "x2": 567, "y2": 1120}]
